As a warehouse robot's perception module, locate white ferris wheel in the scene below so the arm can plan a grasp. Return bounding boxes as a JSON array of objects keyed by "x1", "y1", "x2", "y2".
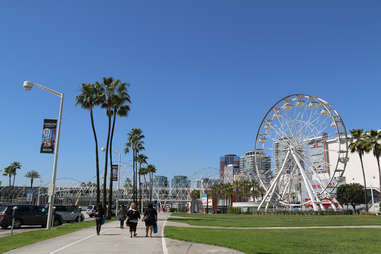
[{"x1": 254, "y1": 94, "x2": 349, "y2": 211}]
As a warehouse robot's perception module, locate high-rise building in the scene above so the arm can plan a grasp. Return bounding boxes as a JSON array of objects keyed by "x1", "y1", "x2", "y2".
[
  {"x1": 219, "y1": 154, "x2": 240, "y2": 178},
  {"x1": 153, "y1": 176, "x2": 169, "y2": 188},
  {"x1": 171, "y1": 176, "x2": 190, "y2": 188},
  {"x1": 240, "y1": 150, "x2": 271, "y2": 182},
  {"x1": 223, "y1": 164, "x2": 240, "y2": 183}
]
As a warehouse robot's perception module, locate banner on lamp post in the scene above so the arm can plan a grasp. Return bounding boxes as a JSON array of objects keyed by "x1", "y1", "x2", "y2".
[
  {"x1": 40, "y1": 119, "x2": 57, "y2": 154},
  {"x1": 111, "y1": 164, "x2": 118, "y2": 181}
]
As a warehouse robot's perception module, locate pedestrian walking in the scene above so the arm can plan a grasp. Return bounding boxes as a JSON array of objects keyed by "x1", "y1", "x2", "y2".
[
  {"x1": 95, "y1": 203, "x2": 104, "y2": 235},
  {"x1": 119, "y1": 204, "x2": 127, "y2": 229},
  {"x1": 142, "y1": 202, "x2": 157, "y2": 237},
  {"x1": 126, "y1": 202, "x2": 140, "y2": 238}
]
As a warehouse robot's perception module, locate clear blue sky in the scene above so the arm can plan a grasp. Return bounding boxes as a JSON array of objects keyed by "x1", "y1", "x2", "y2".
[{"x1": 0, "y1": 1, "x2": 380, "y2": 186}]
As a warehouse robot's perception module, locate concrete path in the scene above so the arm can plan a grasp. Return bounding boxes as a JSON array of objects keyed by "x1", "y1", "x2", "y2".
[
  {"x1": 167, "y1": 220, "x2": 381, "y2": 230},
  {"x1": 5, "y1": 212, "x2": 242, "y2": 254}
]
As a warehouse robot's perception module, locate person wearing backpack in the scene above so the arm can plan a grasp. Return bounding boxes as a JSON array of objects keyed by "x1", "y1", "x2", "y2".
[
  {"x1": 142, "y1": 202, "x2": 157, "y2": 237},
  {"x1": 126, "y1": 202, "x2": 140, "y2": 238}
]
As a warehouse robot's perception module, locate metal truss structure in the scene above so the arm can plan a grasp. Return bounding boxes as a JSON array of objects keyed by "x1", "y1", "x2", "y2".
[{"x1": 255, "y1": 94, "x2": 349, "y2": 211}]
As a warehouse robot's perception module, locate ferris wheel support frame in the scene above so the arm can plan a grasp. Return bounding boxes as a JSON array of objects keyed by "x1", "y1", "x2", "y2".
[{"x1": 258, "y1": 147, "x2": 329, "y2": 212}]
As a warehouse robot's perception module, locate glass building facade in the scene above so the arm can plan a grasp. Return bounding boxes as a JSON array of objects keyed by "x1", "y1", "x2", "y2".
[{"x1": 219, "y1": 154, "x2": 240, "y2": 179}]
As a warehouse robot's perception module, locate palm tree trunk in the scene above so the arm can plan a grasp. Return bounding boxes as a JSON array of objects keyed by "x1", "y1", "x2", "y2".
[
  {"x1": 89, "y1": 107, "x2": 101, "y2": 204},
  {"x1": 138, "y1": 162, "x2": 142, "y2": 212},
  {"x1": 133, "y1": 150, "x2": 136, "y2": 203},
  {"x1": 108, "y1": 111, "x2": 117, "y2": 218},
  {"x1": 8, "y1": 175, "x2": 11, "y2": 187},
  {"x1": 103, "y1": 110, "x2": 112, "y2": 213},
  {"x1": 13, "y1": 175, "x2": 15, "y2": 187},
  {"x1": 377, "y1": 156, "x2": 381, "y2": 197},
  {"x1": 150, "y1": 172, "x2": 153, "y2": 202},
  {"x1": 359, "y1": 154, "x2": 368, "y2": 212},
  {"x1": 31, "y1": 178, "x2": 33, "y2": 188}
]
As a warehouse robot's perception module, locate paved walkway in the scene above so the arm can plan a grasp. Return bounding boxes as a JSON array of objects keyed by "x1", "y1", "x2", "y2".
[{"x1": 5, "y1": 213, "x2": 242, "y2": 254}]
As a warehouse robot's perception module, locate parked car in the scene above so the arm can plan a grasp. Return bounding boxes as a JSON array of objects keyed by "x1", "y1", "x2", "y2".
[
  {"x1": 0, "y1": 204, "x2": 63, "y2": 229},
  {"x1": 55, "y1": 205, "x2": 84, "y2": 223},
  {"x1": 86, "y1": 205, "x2": 96, "y2": 217}
]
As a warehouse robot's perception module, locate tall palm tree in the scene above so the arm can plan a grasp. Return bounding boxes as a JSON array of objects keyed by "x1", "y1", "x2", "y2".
[
  {"x1": 125, "y1": 128, "x2": 145, "y2": 203},
  {"x1": 10, "y1": 161, "x2": 21, "y2": 187},
  {"x1": 25, "y1": 170, "x2": 40, "y2": 188},
  {"x1": 349, "y1": 129, "x2": 372, "y2": 212},
  {"x1": 366, "y1": 130, "x2": 381, "y2": 195},
  {"x1": 100, "y1": 77, "x2": 131, "y2": 218},
  {"x1": 75, "y1": 82, "x2": 104, "y2": 204},
  {"x1": 136, "y1": 154, "x2": 148, "y2": 210},
  {"x1": 3, "y1": 166, "x2": 14, "y2": 187},
  {"x1": 146, "y1": 164, "x2": 157, "y2": 202}
]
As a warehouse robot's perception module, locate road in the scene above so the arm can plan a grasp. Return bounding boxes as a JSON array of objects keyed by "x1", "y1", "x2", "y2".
[{"x1": 0, "y1": 212, "x2": 93, "y2": 238}]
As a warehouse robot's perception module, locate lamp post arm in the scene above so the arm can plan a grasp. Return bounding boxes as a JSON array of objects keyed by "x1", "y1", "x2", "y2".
[{"x1": 33, "y1": 83, "x2": 63, "y2": 97}]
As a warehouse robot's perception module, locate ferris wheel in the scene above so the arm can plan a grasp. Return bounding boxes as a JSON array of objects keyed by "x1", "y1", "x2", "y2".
[{"x1": 254, "y1": 94, "x2": 349, "y2": 211}]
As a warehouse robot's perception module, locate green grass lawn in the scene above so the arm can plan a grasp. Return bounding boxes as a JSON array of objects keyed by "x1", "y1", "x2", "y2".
[
  {"x1": 0, "y1": 219, "x2": 115, "y2": 253},
  {"x1": 170, "y1": 212, "x2": 381, "y2": 227},
  {"x1": 165, "y1": 226, "x2": 381, "y2": 254}
]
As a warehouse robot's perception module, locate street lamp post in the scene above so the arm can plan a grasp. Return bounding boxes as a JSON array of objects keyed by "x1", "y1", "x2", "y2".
[{"x1": 23, "y1": 81, "x2": 64, "y2": 230}]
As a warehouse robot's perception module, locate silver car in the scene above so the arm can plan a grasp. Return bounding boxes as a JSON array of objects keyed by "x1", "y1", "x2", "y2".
[{"x1": 55, "y1": 206, "x2": 84, "y2": 223}]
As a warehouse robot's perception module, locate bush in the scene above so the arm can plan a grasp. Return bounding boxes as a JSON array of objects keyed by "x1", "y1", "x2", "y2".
[{"x1": 228, "y1": 207, "x2": 241, "y2": 214}]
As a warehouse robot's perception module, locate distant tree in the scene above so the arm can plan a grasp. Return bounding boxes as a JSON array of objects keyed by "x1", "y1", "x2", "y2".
[
  {"x1": 365, "y1": 130, "x2": 381, "y2": 196},
  {"x1": 336, "y1": 183, "x2": 365, "y2": 212},
  {"x1": 146, "y1": 164, "x2": 157, "y2": 202},
  {"x1": 125, "y1": 128, "x2": 145, "y2": 204},
  {"x1": 3, "y1": 166, "x2": 14, "y2": 187},
  {"x1": 190, "y1": 189, "x2": 201, "y2": 213},
  {"x1": 11, "y1": 161, "x2": 21, "y2": 187},
  {"x1": 349, "y1": 129, "x2": 371, "y2": 212},
  {"x1": 250, "y1": 179, "x2": 265, "y2": 201},
  {"x1": 124, "y1": 177, "x2": 132, "y2": 189},
  {"x1": 190, "y1": 189, "x2": 200, "y2": 201},
  {"x1": 25, "y1": 170, "x2": 40, "y2": 188}
]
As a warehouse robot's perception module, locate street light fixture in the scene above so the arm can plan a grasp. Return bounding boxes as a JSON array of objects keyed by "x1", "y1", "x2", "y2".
[{"x1": 23, "y1": 81, "x2": 64, "y2": 230}]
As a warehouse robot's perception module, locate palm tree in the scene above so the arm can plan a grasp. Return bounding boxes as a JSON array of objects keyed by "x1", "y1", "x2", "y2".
[
  {"x1": 210, "y1": 183, "x2": 222, "y2": 212},
  {"x1": 250, "y1": 179, "x2": 265, "y2": 202},
  {"x1": 349, "y1": 129, "x2": 372, "y2": 212},
  {"x1": 365, "y1": 130, "x2": 381, "y2": 196},
  {"x1": 125, "y1": 128, "x2": 145, "y2": 203},
  {"x1": 75, "y1": 82, "x2": 104, "y2": 204},
  {"x1": 146, "y1": 164, "x2": 157, "y2": 202},
  {"x1": 25, "y1": 170, "x2": 40, "y2": 188},
  {"x1": 100, "y1": 78, "x2": 131, "y2": 218},
  {"x1": 3, "y1": 166, "x2": 14, "y2": 187},
  {"x1": 10, "y1": 162, "x2": 21, "y2": 187},
  {"x1": 136, "y1": 154, "x2": 148, "y2": 210},
  {"x1": 124, "y1": 177, "x2": 132, "y2": 189}
]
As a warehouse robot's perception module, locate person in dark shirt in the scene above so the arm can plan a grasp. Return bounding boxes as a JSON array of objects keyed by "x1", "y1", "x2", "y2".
[
  {"x1": 95, "y1": 203, "x2": 104, "y2": 235},
  {"x1": 119, "y1": 205, "x2": 127, "y2": 229},
  {"x1": 126, "y1": 202, "x2": 140, "y2": 238},
  {"x1": 142, "y1": 202, "x2": 158, "y2": 237}
]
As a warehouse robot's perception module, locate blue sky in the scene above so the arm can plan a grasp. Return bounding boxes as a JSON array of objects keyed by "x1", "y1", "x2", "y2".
[{"x1": 0, "y1": 1, "x2": 380, "y2": 186}]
